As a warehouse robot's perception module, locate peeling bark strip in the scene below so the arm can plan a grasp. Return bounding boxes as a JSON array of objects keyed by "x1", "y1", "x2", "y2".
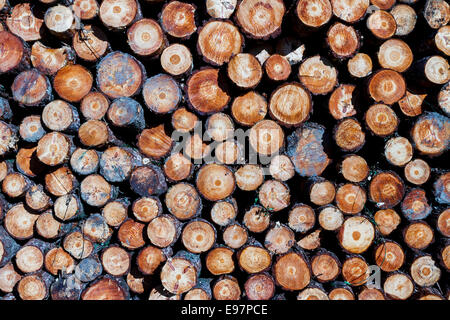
[{"x1": 0, "y1": 0, "x2": 448, "y2": 302}]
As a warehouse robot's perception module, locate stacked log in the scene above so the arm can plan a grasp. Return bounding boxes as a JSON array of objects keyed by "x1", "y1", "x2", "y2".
[{"x1": 0, "y1": 0, "x2": 448, "y2": 301}]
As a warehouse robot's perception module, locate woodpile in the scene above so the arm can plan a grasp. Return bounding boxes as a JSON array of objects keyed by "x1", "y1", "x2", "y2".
[{"x1": 0, "y1": 0, "x2": 448, "y2": 301}]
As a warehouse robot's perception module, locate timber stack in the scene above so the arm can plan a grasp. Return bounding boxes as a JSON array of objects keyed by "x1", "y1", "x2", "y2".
[{"x1": 0, "y1": 0, "x2": 448, "y2": 301}]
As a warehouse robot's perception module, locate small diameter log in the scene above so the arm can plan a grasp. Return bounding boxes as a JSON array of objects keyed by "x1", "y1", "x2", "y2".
[
  {"x1": 80, "y1": 92, "x2": 109, "y2": 120},
  {"x1": 136, "y1": 246, "x2": 165, "y2": 275},
  {"x1": 374, "y1": 209, "x2": 401, "y2": 236},
  {"x1": 412, "y1": 112, "x2": 449, "y2": 157},
  {"x1": 35, "y1": 211, "x2": 65, "y2": 240},
  {"x1": 412, "y1": 56, "x2": 449, "y2": 86},
  {"x1": 378, "y1": 39, "x2": 413, "y2": 72},
  {"x1": 182, "y1": 220, "x2": 216, "y2": 254},
  {"x1": 342, "y1": 255, "x2": 369, "y2": 286},
  {"x1": 205, "y1": 112, "x2": 234, "y2": 142},
  {"x1": 36, "y1": 132, "x2": 71, "y2": 167},
  {"x1": 73, "y1": 25, "x2": 109, "y2": 62},
  {"x1": 437, "y1": 208, "x2": 450, "y2": 237},
  {"x1": 130, "y1": 164, "x2": 168, "y2": 197},
  {"x1": 235, "y1": 0, "x2": 285, "y2": 39},
  {"x1": 0, "y1": 226, "x2": 20, "y2": 267},
  {"x1": 42, "y1": 100, "x2": 80, "y2": 133},
  {"x1": 127, "y1": 18, "x2": 165, "y2": 57},
  {"x1": 435, "y1": 26, "x2": 450, "y2": 56},
  {"x1": 299, "y1": 55, "x2": 338, "y2": 95},
  {"x1": 161, "y1": 1, "x2": 196, "y2": 39},
  {"x1": 410, "y1": 255, "x2": 441, "y2": 287},
  {"x1": 231, "y1": 91, "x2": 267, "y2": 127},
  {"x1": 318, "y1": 205, "x2": 344, "y2": 231},
  {"x1": 161, "y1": 44, "x2": 193, "y2": 76},
  {"x1": 273, "y1": 252, "x2": 310, "y2": 291},
  {"x1": 213, "y1": 275, "x2": 241, "y2": 300},
  {"x1": 368, "y1": 69, "x2": 406, "y2": 104},
  {"x1": 334, "y1": 118, "x2": 365, "y2": 152},
  {"x1": 99, "y1": 0, "x2": 140, "y2": 30},
  {"x1": 295, "y1": 0, "x2": 332, "y2": 30},
  {"x1": 163, "y1": 152, "x2": 192, "y2": 182},
  {"x1": 366, "y1": 10, "x2": 397, "y2": 39},
  {"x1": 383, "y1": 272, "x2": 414, "y2": 300},
  {"x1": 269, "y1": 154, "x2": 295, "y2": 181},
  {"x1": 249, "y1": 119, "x2": 285, "y2": 157},
  {"x1": 384, "y1": 136, "x2": 413, "y2": 166},
  {"x1": 82, "y1": 214, "x2": 113, "y2": 244},
  {"x1": 50, "y1": 274, "x2": 84, "y2": 300},
  {"x1": 160, "y1": 252, "x2": 200, "y2": 294},
  {"x1": 97, "y1": 51, "x2": 145, "y2": 99},
  {"x1": 390, "y1": 4, "x2": 417, "y2": 36},
  {"x1": 235, "y1": 164, "x2": 264, "y2": 191},
  {"x1": 328, "y1": 286, "x2": 355, "y2": 300},
  {"x1": 16, "y1": 146, "x2": 46, "y2": 178},
  {"x1": 327, "y1": 23, "x2": 360, "y2": 59},
  {"x1": 17, "y1": 274, "x2": 50, "y2": 300},
  {"x1": 258, "y1": 180, "x2": 290, "y2": 212},
  {"x1": 340, "y1": 155, "x2": 369, "y2": 182},
  {"x1": 423, "y1": 0, "x2": 450, "y2": 29},
  {"x1": 269, "y1": 83, "x2": 312, "y2": 127},
  {"x1": 331, "y1": 0, "x2": 369, "y2": 23},
  {"x1": 142, "y1": 74, "x2": 181, "y2": 114},
  {"x1": 243, "y1": 206, "x2": 270, "y2": 233},
  {"x1": 31, "y1": 42, "x2": 71, "y2": 76},
  {"x1": 44, "y1": 247, "x2": 75, "y2": 275},
  {"x1": 244, "y1": 273, "x2": 275, "y2": 300},
  {"x1": 0, "y1": 121, "x2": 17, "y2": 157},
  {"x1": 265, "y1": 224, "x2": 295, "y2": 254},
  {"x1": 12, "y1": 69, "x2": 52, "y2": 107},
  {"x1": 147, "y1": 215, "x2": 180, "y2": 248},
  {"x1": 102, "y1": 199, "x2": 128, "y2": 227},
  {"x1": 438, "y1": 83, "x2": 450, "y2": 115},
  {"x1": 165, "y1": 182, "x2": 201, "y2": 221},
  {"x1": 347, "y1": 53, "x2": 372, "y2": 78},
  {"x1": 44, "y1": 5, "x2": 74, "y2": 36},
  {"x1": 138, "y1": 125, "x2": 173, "y2": 160},
  {"x1": 310, "y1": 179, "x2": 335, "y2": 206},
  {"x1": 53, "y1": 65, "x2": 93, "y2": 103},
  {"x1": 335, "y1": 183, "x2": 366, "y2": 214},
  {"x1": 0, "y1": 98, "x2": 12, "y2": 121},
  {"x1": 328, "y1": 84, "x2": 356, "y2": 120},
  {"x1": 288, "y1": 204, "x2": 315, "y2": 233},
  {"x1": 206, "y1": 0, "x2": 237, "y2": 19},
  {"x1": 6, "y1": 3, "x2": 43, "y2": 42},
  {"x1": 15, "y1": 245, "x2": 44, "y2": 274},
  {"x1": 0, "y1": 263, "x2": 21, "y2": 293},
  {"x1": 338, "y1": 216, "x2": 375, "y2": 254},
  {"x1": 25, "y1": 184, "x2": 52, "y2": 212},
  {"x1": 196, "y1": 163, "x2": 235, "y2": 201},
  {"x1": 117, "y1": 219, "x2": 145, "y2": 249},
  {"x1": 369, "y1": 171, "x2": 405, "y2": 209},
  {"x1": 403, "y1": 221, "x2": 434, "y2": 250},
  {"x1": 0, "y1": 31, "x2": 26, "y2": 74},
  {"x1": 365, "y1": 103, "x2": 398, "y2": 137},
  {"x1": 73, "y1": 0, "x2": 100, "y2": 20},
  {"x1": 187, "y1": 68, "x2": 230, "y2": 114},
  {"x1": 297, "y1": 286, "x2": 329, "y2": 300},
  {"x1": 374, "y1": 241, "x2": 405, "y2": 272},
  {"x1": 264, "y1": 54, "x2": 291, "y2": 82},
  {"x1": 4, "y1": 204, "x2": 38, "y2": 240},
  {"x1": 371, "y1": 0, "x2": 395, "y2": 9},
  {"x1": 78, "y1": 120, "x2": 110, "y2": 147},
  {"x1": 101, "y1": 246, "x2": 130, "y2": 276},
  {"x1": 107, "y1": 98, "x2": 145, "y2": 130},
  {"x1": 132, "y1": 196, "x2": 161, "y2": 223},
  {"x1": 172, "y1": 108, "x2": 198, "y2": 132},
  {"x1": 440, "y1": 244, "x2": 450, "y2": 271},
  {"x1": 197, "y1": 20, "x2": 242, "y2": 66},
  {"x1": 223, "y1": 223, "x2": 248, "y2": 249},
  {"x1": 238, "y1": 245, "x2": 271, "y2": 274},
  {"x1": 227, "y1": 53, "x2": 262, "y2": 89},
  {"x1": 401, "y1": 188, "x2": 432, "y2": 220},
  {"x1": 2, "y1": 172, "x2": 31, "y2": 198},
  {"x1": 80, "y1": 174, "x2": 114, "y2": 207},
  {"x1": 210, "y1": 198, "x2": 238, "y2": 227},
  {"x1": 64, "y1": 231, "x2": 93, "y2": 259},
  {"x1": 18, "y1": 116, "x2": 44, "y2": 143},
  {"x1": 70, "y1": 148, "x2": 99, "y2": 176},
  {"x1": 358, "y1": 287, "x2": 385, "y2": 300},
  {"x1": 206, "y1": 247, "x2": 235, "y2": 275},
  {"x1": 398, "y1": 91, "x2": 426, "y2": 117},
  {"x1": 82, "y1": 277, "x2": 128, "y2": 300}
]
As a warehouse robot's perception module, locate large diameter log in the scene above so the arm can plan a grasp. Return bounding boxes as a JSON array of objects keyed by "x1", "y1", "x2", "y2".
[
  {"x1": 299, "y1": 55, "x2": 338, "y2": 95},
  {"x1": 0, "y1": 31, "x2": 26, "y2": 73},
  {"x1": 53, "y1": 65, "x2": 93, "y2": 102},
  {"x1": 30, "y1": 42, "x2": 71, "y2": 76},
  {"x1": 11, "y1": 69, "x2": 52, "y2": 107},
  {"x1": 327, "y1": 23, "x2": 361, "y2": 59},
  {"x1": 206, "y1": 0, "x2": 237, "y2": 19},
  {"x1": 411, "y1": 112, "x2": 449, "y2": 157},
  {"x1": 196, "y1": 163, "x2": 235, "y2": 201},
  {"x1": 235, "y1": 0, "x2": 285, "y2": 39},
  {"x1": 273, "y1": 252, "x2": 310, "y2": 291},
  {"x1": 96, "y1": 51, "x2": 145, "y2": 99},
  {"x1": 295, "y1": 0, "x2": 332, "y2": 29},
  {"x1": 161, "y1": 1, "x2": 196, "y2": 39},
  {"x1": 73, "y1": 25, "x2": 109, "y2": 62},
  {"x1": 391, "y1": 4, "x2": 417, "y2": 37},
  {"x1": 99, "y1": 0, "x2": 140, "y2": 30},
  {"x1": 129, "y1": 165, "x2": 167, "y2": 197},
  {"x1": 338, "y1": 216, "x2": 375, "y2": 254},
  {"x1": 127, "y1": 18, "x2": 165, "y2": 57},
  {"x1": 6, "y1": 3, "x2": 43, "y2": 42},
  {"x1": 331, "y1": 0, "x2": 369, "y2": 23},
  {"x1": 142, "y1": 74, "x2": 181, "y2": 114}
]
